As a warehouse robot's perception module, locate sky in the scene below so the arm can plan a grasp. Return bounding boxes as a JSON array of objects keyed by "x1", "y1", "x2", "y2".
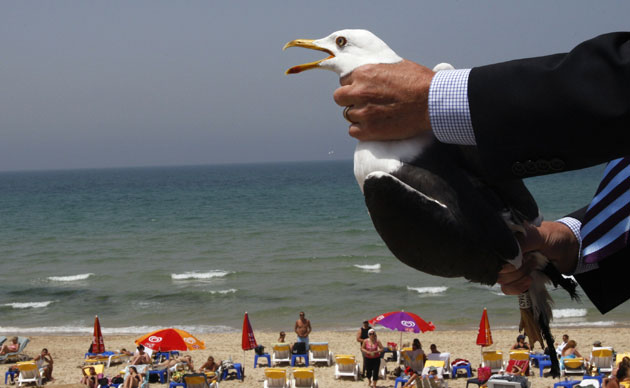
[{"x1": 1, "y1": 1, "x2": 629, "y2": 171}]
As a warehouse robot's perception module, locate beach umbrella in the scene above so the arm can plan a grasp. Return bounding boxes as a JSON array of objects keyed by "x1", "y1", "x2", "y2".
[
  {"x1": 369, "y1": 310, "x2": 435, "y2": 348},
  {"x1": 241, "y1": 312, "x2": 258, "y2": 351},
  {"x1": 135, "y1": 328, "x2": 205, "y2": 352},
  {"x1": 476, "y1": 308, "x2": 493, "y2": 347},
  {"x1": 91, "y1": 315, "x2": 105, "y2": 354}
]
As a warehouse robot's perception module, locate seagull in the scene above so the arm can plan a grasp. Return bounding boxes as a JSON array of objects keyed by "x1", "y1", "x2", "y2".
[{"x1": 284, "y1": 29, "x2": 578, "y2": 376}]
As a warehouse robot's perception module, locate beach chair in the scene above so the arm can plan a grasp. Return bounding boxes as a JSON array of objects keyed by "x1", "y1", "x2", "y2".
[
  {"x1": 264, "y1": 368, "x2": 288, "y2": 388},
  {"x1": 308, "y1": 342, "x2": 333, "y2": 366},
  {"x1": 482, "y1": 351, "x2": 504, "y2": 374},
  {"x1": 591, "y1": 347, "x2": 614, "y2": 374},
  {"x1": 402, "y1": 351, "x2": 425, "y2": 373},
  {"x1": 617, "y1": 353, "x2": 630, "y2": 367},
  {"x1": 17, "y1": 361, "x2": 43, "y2": 387},
  {"x1": 486, "y1": 378, "x2": 531, "y2": 388},
  {"x1": 83, "y1": 363, "x2": 105, "y2": 376},
  {"x1": 428, "y1": 352, "x2": 451, "y2": 378},
  {"x1": 183, "y1": 373, "x2": 218, "y2": 388},
  {"x1": 620, "y1": 382, "x2": 630, "y2": 388},
  {"x1": 505, "y1": 359, "x2": 529, "y2": 376},
  {"x1": 422, "y1": 360, "x2": 446, "y2": 378},
  {"x1": 0, "y1": 337, "x2": 6, "y2": 347},
  {"x1": 85, "y1": 351, "x2": 129, "y2": 368},
  {"x1": 292, "y1": 367, "x2": 318, "y2": 388},
  {"x1": 0, "y1": 337, "x2": 30, "y2": 363},
  {"x1": 562, "y1": 357, "x2": 586, "y2": 376},
  {"x1": 507, "y1": 351, "x2": 530, "y2": 375},
  {"x1": 334, "y1": 354, "x2": 360, "y2": 380},
  {"x1": 271, "y1": 343, "x2": 292, "y2": 366}
]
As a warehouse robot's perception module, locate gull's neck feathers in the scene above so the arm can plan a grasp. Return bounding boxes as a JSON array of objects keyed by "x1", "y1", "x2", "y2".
[{"x1": 318, "y1": 29, "x2": 403, "y2": 77}]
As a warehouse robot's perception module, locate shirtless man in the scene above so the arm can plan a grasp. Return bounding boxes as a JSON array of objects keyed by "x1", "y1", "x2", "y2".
[{"x1": 294, "y1": 311, "x2": 312, "y2": 349}]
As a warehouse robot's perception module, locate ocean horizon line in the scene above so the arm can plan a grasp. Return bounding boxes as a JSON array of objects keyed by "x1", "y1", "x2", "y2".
[{"x1": 0, "y1": 158, "x2": 353, "y2": 174}]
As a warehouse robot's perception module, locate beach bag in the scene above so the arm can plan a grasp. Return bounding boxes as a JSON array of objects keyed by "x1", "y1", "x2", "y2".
[
  {"x1": 98, "y1": 377, "x2": 110, "y2": 386},
  {"x1": 292, "y1": 342, "x2": 306, "y2": 354},
  {"x1": 148, "y1": 373, "x2": 160, "y2": 383},
  {"x1": 255, "y1": 345, "x2": 265, "y2": 356},
  {"x1": 477, "y1": 366, "x2": 492, "y2": 382}
]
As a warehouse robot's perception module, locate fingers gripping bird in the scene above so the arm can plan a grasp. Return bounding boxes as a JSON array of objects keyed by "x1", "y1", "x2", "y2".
[{"x1": 284, "y1": 29, "x2": 578, "y2": 377}]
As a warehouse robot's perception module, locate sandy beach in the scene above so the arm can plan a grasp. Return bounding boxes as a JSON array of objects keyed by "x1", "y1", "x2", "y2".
[{"x1": 1, "y1": 327, "x2": 627, "y2": 388}]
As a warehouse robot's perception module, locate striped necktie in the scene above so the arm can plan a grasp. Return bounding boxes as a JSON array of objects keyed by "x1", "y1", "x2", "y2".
[{"x1": 581, "y1": 157, "x2": 630, "y2": 264}]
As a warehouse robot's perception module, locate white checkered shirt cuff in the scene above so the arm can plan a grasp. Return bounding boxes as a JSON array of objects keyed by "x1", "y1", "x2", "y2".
[
  {"x1": 557, "y1": 217, "x2": 598, "y2": 274},
  {"x1": 429, "y1": 69, "x2": 476, "y2": 145}
]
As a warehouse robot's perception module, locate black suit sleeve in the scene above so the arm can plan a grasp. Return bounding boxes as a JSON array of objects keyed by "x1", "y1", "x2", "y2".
[{"x1": 468, "y1": 32, "x2": 630, "y2": 179}]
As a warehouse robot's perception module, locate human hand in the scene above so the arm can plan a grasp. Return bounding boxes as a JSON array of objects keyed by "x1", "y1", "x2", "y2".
[
  {"x1": 333, "y1": 60, "x2": 435, "y2": 141},
  {"x1": 497, "y1": 221, "x2": 579, "y2": 295}
]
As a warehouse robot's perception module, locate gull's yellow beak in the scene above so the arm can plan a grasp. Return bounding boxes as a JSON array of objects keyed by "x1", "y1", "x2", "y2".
[{"x1": 283, "y1": 39, "x2": 334, "y2": 74}]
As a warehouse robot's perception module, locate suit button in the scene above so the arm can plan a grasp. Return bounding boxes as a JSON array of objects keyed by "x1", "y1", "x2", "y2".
[
  {"x1": 512, "y1": 162, "x2": 526, "y2": 176},
  {"x1": 525, "y1": 160, "x2": 537, "y2": 174},
  {"x1": 536, "y1": 159, "x2": 550, "y2": 173},
  {"x1": 550, "y1": 158, "x2": 565, "y2": 171}
]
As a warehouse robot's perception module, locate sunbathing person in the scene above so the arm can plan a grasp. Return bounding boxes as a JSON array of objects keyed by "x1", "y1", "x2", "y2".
[
  {"x1": 0, "y1": 337, "x2": 19, "y2": 355},
  {"x1": 130, "y1": 345, "x2": 151, "y2": 365},
  {"x1": 118, "y1": 348, "x2": 133, "y2": 356},
  {"x1": 430, "y1": 344, "x2": 440, "y2": 354},
  {"x1": 123, "y1": 366, "x2": 143, "y2": 388},
  {"x1": 157, "y1": 355, "x2": 195, "y2": 372},
  {"x1": 81, "y1": 366, "x2": 98, "y2": 388},
  {"x1": 200, "y1": 356, "x2": 220, "y2": 372}
]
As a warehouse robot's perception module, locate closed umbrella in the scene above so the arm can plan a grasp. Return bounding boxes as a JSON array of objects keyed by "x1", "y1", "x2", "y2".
[
  {"x1": 135, "y1": 328, "x2": 205, "y2": 352},
  {"x1": 241, "y1": 312, "x2": 257, "y2": 351},
  {"x1": 476, "y1": 308, "x2": 493, "y2": 347},
  {"x1": 91, "y1": 315, "x2": 105, "y2": 354}
]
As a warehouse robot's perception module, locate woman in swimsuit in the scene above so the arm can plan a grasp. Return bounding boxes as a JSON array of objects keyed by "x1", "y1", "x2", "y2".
[
  {"x1": 361, "y1": 329, "x2": 383, "y2": 388},
  {"x1": 0, "y1": 337, "x2": 19, "y2": 355}
]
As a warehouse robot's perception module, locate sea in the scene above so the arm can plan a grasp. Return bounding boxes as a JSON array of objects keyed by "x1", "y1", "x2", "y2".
[{"x1": 1, "y1": 160, "x2": 628, "y2": 335}]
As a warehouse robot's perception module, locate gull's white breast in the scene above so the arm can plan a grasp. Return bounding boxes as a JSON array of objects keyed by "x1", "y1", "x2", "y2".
[{"x1": 353, "y1": 135, "x2": 434, "y2": 191}]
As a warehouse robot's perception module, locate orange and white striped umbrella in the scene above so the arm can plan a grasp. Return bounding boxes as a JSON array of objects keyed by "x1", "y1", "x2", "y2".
[{"x1": 135, "y1": 328, "x2": 205, "y2": 352}]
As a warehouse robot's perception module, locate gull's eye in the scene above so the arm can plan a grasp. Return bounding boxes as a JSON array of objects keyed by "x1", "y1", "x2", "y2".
[{"x1": 336, "y1": 36, "x2": 347, "y2": 47}]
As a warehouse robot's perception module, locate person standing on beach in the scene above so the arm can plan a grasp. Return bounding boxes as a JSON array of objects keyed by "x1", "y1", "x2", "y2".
[
  {"x1": 294, "y1": 311, "x2": 311, "y2": 349},
  {"x1": 361, "y1": 328, "x2": 383, "y2": 388},
  {"x1": 356, "y1": 320, "x2": 372, "y2": 377}
]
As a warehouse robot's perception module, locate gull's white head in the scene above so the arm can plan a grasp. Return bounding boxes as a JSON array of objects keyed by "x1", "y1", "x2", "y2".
[{"x1": 283, "y1": 29, "x2": 402, "y2": 77}]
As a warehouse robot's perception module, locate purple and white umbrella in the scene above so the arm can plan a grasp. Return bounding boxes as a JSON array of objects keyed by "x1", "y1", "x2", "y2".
[{"x1": 369, "y1": 310, "x2": 435, "y2": 349}]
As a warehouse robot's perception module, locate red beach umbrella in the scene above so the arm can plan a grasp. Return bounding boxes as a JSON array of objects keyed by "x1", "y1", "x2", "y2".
[
  {"x1": 135, "y1": 328, "x2": 205, "y2": 352},
  {"x1": 476, "y1": 308, "x2": 493, "y2": 347},
  {"x1": 241, "y1": 312, "x2": 258, "y2": 351},
  {"x1": 91, "y1": 315, "x2": 105, "y2": 354}
]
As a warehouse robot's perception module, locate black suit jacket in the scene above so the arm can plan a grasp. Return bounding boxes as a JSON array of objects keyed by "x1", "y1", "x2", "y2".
[
  {"x1": 467, "y1": 32, "x2": 630, "y2": 314},
  {"x1": 468, "y1": 32, "x2": 630, "y2": 180}
]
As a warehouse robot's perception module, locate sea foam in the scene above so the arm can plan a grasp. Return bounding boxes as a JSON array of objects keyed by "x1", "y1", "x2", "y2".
[
  {"x1": 407, "y1": 286, "x2": 448, "y2": 295},
  {"x1": 0, "y1": 324, "x2": 237, "y2": 335},
  {"x1": 171, "y1": 270, "x2": 230, "y2": 280},
  {"x1": 208, "y1": 289, "x2": 237, "y2": 295},
  {"x1": 47, "y1": 273, "x2": 93, "y2": 282},
  {"x1": 3, "y1": 301, "x2": 54, "y2": 309},
  {"x1": 354, "y1": 264, "x2": 381, "y2": 272},
  {"x1": 553, "y1": 308, "x2": 588, "y2": 319}
]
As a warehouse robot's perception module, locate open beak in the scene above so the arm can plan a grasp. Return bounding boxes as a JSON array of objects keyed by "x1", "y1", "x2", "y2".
[{"x1": 283, "y1": 39, "x2": 334, "y2": 74}]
